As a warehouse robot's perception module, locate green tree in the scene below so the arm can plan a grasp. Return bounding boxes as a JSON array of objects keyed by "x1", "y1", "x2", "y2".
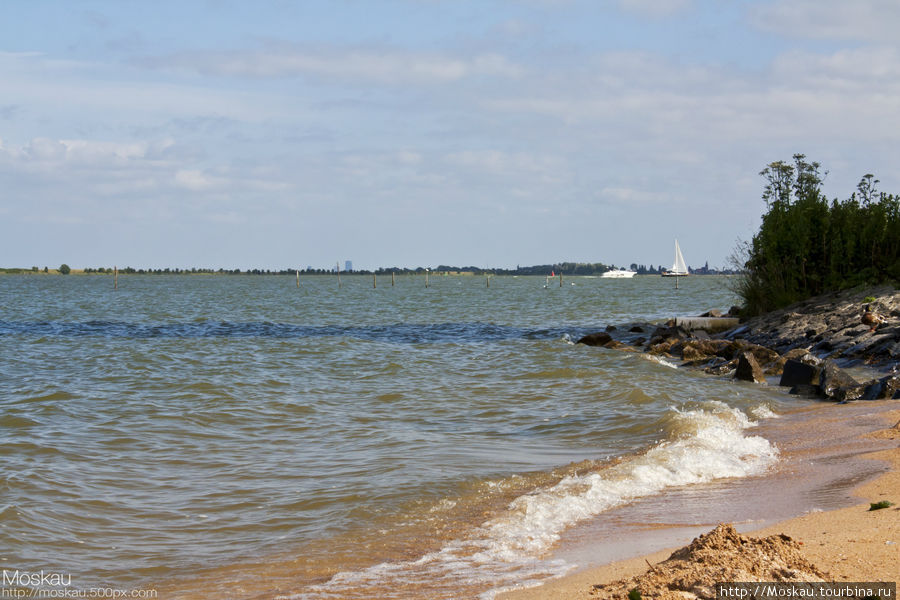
[
  {"x1": 737, "y1": 156, "x2": 900, "y2": 315},
  {"x1": 58, "y1": 264, "x2": 71, "y2": 275}
]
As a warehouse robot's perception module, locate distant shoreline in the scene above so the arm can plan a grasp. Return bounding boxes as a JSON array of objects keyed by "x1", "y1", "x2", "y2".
[{"x1": 0, "y1": 268, "x2": 737, "y2": 277}]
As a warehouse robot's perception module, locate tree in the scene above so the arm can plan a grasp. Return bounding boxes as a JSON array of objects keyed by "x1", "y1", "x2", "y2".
[
  {"x1": 738, "y1": 156, "x2": 899, "y2": 315},
  {"x1": 58, "y1": 264, "x2": 71, "y2": 275}
]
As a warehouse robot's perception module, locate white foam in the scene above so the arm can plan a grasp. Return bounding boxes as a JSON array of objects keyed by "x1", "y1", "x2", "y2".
[
  {"x1": 643, "y1": 354, "x2": 679, "y2": 369},
  {"x1": 750, "y1": 404, "x2": 779, "y2": 420},
  {"x1": 298, "y1": 402, "x2": 779, "y2": 599}
]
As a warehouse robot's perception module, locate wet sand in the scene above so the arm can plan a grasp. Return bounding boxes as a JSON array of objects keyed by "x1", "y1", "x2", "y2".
[{"x1": 498, "y1": 403, "x2": 900, "y2": 599}]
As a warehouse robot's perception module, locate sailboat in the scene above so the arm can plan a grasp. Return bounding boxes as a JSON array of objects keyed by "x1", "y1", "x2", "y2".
[{"x1": 661, "y1": 239, "x2": 689, "y2": 277}]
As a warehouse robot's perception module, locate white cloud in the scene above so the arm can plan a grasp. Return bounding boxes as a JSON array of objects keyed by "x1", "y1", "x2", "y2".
[
  {"x1": 617, "y1": 0, "x2": 693, "y2": 18},
  {"x1": 750, "y1": 0, "x2": 900, "y2": 42},
  {"x1": 145, "y1": 46, "x2": 524, "y2": 84}
]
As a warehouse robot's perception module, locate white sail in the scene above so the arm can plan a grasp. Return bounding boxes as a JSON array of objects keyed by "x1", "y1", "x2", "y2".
[{"x1": 671, "y1": 239, "x2": 688, "y2": 275}]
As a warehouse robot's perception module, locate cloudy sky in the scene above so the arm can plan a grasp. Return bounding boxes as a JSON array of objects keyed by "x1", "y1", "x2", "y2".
[{"x1": 2, "y1": 0, "x2": 899, "y2": 271}]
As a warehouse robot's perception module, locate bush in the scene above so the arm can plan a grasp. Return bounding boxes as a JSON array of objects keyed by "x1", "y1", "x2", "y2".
[{"x1": 58, "y1": 264, "x2": 71, "y2": 275}]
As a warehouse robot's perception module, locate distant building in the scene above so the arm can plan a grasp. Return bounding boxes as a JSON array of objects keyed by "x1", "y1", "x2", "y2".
[{"x1": 345, "y1": 260, "x2": 353, "y2": 272}]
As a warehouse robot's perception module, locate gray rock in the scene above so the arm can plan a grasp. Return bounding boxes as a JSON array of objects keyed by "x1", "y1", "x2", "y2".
[
  {"x1": 779, "y1": 359, "x2": 821, "y2": 387},
  {"x1": 734, "y1": 351, "x2": 766, "y2": 384}
]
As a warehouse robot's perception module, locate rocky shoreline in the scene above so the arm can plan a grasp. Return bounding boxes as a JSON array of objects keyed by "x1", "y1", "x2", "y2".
[{"x1": 578, "y1": 285, "x2": 900, "y2": 402}]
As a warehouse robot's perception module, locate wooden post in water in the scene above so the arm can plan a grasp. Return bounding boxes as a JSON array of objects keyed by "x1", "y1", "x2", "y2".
[
  {"x1": 296, "y1": 269, "x2": 300, "y2": 288},
  {"x1": 114, "y1": 265, "x2": 118, "y2": 289},
  {"x1": 560, "y1": 272, "x2": 563, "y2": 287},
  {"x1": 373, "y1": 274, "x2": 376, "y2": 289},
  {"x1": 675, "y1": 275, "x2": 679, "y2": 290},
  {"x1": 486, "y1": 275, "x2": 490, "y2": 288},
  {"x1": 391, "y1": 271, "x2": 395, "y2": 287},
  {"x1": 425, "y1": 269, "x2": 429, "y2": 288},
  {"x1": 336, "y1": 262, "x2": 342, "y2": 289}
]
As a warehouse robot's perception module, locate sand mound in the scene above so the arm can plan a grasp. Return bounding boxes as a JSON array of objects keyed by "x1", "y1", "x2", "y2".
[{"x1": 590, "y1": 524, "x2": 828, "y2": 600}]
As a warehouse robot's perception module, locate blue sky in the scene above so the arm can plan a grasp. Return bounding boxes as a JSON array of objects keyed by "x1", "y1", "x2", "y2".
[{"x1": 2, "y1": 0, "x2": 899, "y2": 271}]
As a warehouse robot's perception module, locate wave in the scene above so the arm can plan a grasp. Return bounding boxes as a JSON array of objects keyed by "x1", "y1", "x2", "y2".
[
  {"x1": 294, "y1": 401, "x2": 779, "y2": 599},
  {"x1": 0, "y1": 320, "x2": 589, "y2": 344}
]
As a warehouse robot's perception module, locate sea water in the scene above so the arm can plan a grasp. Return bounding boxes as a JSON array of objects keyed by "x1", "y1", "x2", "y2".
[{"x1": 0, "y1": 274, "x2": 819, "y2": 598}]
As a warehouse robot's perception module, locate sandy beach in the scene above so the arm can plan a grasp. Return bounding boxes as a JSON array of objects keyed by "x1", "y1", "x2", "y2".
[{"x1": 499, "y1": 405, "x2": 900, "y2": 600}]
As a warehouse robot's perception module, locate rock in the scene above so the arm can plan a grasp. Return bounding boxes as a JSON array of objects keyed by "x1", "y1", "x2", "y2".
[
  {"x1": 705, "y1": 358, "x2": 737, "y2": 376},
  {"x1": 727, "y1": 306, "x2": 742, "y2": 317},
  {"x1": 779, "y1": 359, "x2": 821, "y2": 387},
  {"x1": 724, "y1": 325, "x2": 750, "y2": 339},
  {"x1": 861, "y1": 374, "x2": 900, "y2": 400},
  {"x1": 734, "y1": 351, "x2": 766, "y2": 383},
  {"x1": 577, "y1": 332, "x2": 612, "y2": 346},
  {"x1": 782, "y1": 348, "x2": 822, "y2": 365},
  {"x1": 700, "y1": 309, "x2": 723, "y2": 318},
  {"x1": 604, "y1": 340, "x2": 629, "y2": 350},
  {"x1": 765, "y1": 356, "x2": 787, "y2": 376},
  {"x1": 632, "y1": 337, "x2": 647, "y2": 347},
  {"x1": 629, "y1": 325, "x2": 645, "y2": 333},
  {"x1": 687, "y1": 339, "x2": 737, "y2": 360},
  {"x1": 692, "y1": 330, "x2": 711, "y2": 341},
  {"x1": 813, "y1": 339, "x2": 834, "y2": 352},
  {"x1": 819, "y1": 360, "x2": 860, "y2": 401},
  {"x1": 605, "y1": 324, "x2": 617, "y2": 332},
  {"x1": 789, "y1": 384, "x2": 822, "y2": 398},
  {"x1": 682, "y1": 344, "x2": 708, "y2": 361},
  {"x1": 680, "y1": 339, "x2": 734, "y2": 362},
  {"x1": 649, "y1": 341, "x2": 674, "y2": 355},
  {"x1": 735, "y1": 341, "x2": 782, "y2": 367},
  {"x1": 649, "y1": 325, "x2": 688, "y2": 342}
]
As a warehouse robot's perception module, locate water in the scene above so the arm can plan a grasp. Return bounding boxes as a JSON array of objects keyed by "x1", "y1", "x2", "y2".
[{"x1": 1, "y1": 274, "x2": 800, "y2": 597}]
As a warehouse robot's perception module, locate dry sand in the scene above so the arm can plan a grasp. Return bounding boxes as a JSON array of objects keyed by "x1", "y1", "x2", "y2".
[{"x1": 499, "y1": 408, "x2": 900, "y2": 600}]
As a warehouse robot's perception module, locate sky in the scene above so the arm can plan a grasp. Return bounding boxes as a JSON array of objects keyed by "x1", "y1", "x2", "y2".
[{"x1": 2, "y1": 0, "x2": 900, "y2": 271}]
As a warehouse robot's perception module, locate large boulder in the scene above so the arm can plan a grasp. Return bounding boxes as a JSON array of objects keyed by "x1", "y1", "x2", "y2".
[
  {"x1": 819, "y1": 360, "x2": 861, "y2": 401},
  {"x1": 779, "y1": 359, "x2": 822, "y2": 388},
  {"x1": 734, "y1": 351, "x2": 766, "y2": 384}
]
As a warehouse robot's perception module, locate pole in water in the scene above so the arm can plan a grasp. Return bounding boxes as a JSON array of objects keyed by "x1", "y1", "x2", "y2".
[
  {"x1": 336, "y1": 262, "x2": 342, "y2": 288},
  {"x1": 425, "y1": 269, "x2": 429, "y2": 288},
  {"x1": 391, "y1": 271, "x2": 395, "y2": 287},
  {"x1": 675, "y1": 275, "x2": 679, "y2": 290},
  {"x1": 296, "y1": 269, "x2": 300, "y2": 288},
  {"x1": 560, "y1": 272, "x2": 563, "y2": 287},
  {"x1": 114, "y1": 265, "x2": 118, "y2": 289},
  {"x1": 373, "y1": 274, "x2": 376, "y2": 289}
]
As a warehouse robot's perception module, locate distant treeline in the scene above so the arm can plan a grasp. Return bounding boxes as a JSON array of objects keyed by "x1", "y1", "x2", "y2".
[
  {"x1": 4, "y1": 262, "x2": 737, "y2": 277},
  {"x1": 68, "y1": 263, "x2": 727, "y2": 276},
  {"x1": 736, "y1": 154, "x2": 900, "y2": 316}
]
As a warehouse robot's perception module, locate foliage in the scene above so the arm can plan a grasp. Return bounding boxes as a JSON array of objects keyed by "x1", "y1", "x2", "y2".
[
  {"x1": 58, "y1": 263, "x2": 71, "y2": 275},
  {"x1": 628, "y1": 588, "x2": 643, "y2": 600},
  {"x1": 868, "y1": 500, "x2": 894, "y2": 511},
  {"x1": 737, "y1": 155, "x2": 900, "y2": 316}
]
